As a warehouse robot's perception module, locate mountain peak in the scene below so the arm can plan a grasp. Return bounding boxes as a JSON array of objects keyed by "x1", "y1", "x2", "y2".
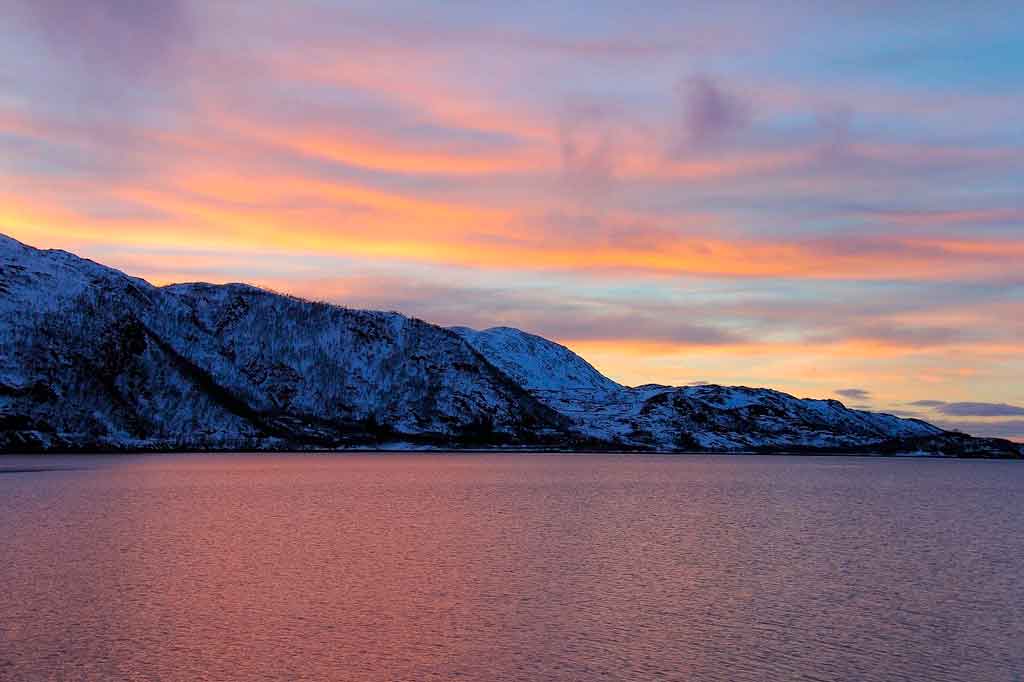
[{"x1": 452, "y1": 325, "x2": 622, "y2": 393}]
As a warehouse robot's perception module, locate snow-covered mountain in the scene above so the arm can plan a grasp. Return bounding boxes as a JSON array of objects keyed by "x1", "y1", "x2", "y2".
[
  {"x1": 451, "y1": 326, "x2": 1004, "y2": 453},
  {"x1": 1, "y1": 234, "x2": 1020, "y2": 457}
]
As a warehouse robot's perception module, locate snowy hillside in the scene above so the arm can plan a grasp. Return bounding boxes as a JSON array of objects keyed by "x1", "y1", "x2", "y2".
[
  {"x1": 451, "y1": 325, "x2": 957, "y2": 451},
  {"x1": 1, "y1": 234, "x2": 1020, "y2": 457}
]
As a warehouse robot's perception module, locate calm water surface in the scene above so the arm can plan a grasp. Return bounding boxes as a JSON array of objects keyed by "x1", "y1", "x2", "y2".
[{"x1": 1, "y1": 454, "x2": 1022, "y2": 681}]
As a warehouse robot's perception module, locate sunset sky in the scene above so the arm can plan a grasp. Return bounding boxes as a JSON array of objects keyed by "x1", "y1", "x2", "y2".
[{"x1": 2, "y1": 1, "x2": 1022, "y2": 440}]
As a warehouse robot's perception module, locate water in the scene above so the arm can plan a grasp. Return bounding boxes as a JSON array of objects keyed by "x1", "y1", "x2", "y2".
[{"x1": 1, "y1": 454, "x2": 1022, "y2": 681}]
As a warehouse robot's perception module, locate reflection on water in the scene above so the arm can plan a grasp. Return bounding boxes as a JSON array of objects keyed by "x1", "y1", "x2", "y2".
[{"x1": 1, "y1": 454, "x2": 1022, "y2": 681}]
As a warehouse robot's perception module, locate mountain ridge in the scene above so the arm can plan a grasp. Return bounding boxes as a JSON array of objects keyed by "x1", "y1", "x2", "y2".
[{"x1": 1, "y1": 233, "x2": 1019, "y2": 457}]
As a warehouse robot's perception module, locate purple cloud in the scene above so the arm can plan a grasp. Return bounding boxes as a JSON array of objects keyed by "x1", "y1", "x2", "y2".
[
  {"x1": 810, "y1": 323, "x2": 965, "y2": 348},
  {"x1": 675, "y1": 76, "x2": 750, "y2": 151},
  {"x1": 16, "y1": 0, "x2": 192, "y2": 87},
  {"x1": 934, "y1": 402, "x2": 1024, "y2": 417},
  {"x1": 835, "y1": 388, "x2": 871, "y2": 401}
]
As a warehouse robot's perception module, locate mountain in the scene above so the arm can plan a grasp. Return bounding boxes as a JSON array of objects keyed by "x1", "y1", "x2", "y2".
[
  {"x1": 1, "y1": 234, "x2": 1020, "y2": 457},
  {"x1": 454, "y1": 326, "x2": 1019, "y2": 456}
]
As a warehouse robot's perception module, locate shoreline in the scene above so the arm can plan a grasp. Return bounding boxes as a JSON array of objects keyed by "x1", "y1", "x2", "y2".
[{"x1": 2, "y1": 446, "x2": 1020, "y2": 459}]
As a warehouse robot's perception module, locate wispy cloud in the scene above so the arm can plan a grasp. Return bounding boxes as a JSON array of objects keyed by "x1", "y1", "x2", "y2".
[
  {"x1": 11, "y1": 0, "x2": 193, "y2": 106},
  {"x1": 907, "y1": 400, "x2": 1024, "y2": 417},
  {"x1": 673, "y1": 76, "x2": 750, "y2": 153},
  {"x1": 934, "y1": 402, "x2": 1024, "y2": 417},
  {"x1": 835, "y1": 388, "x2": 871, "y2": 401}
]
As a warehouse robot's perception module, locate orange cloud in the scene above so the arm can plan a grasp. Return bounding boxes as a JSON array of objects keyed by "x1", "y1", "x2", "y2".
[{"x1": 6, "y1": 172, "x2": 1023, "y2": 283}]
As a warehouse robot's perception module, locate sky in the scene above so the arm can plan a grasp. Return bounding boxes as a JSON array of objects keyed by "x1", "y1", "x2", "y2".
[{"x1": 2, "y1": 1, "x2": 1022, "y2": 441}]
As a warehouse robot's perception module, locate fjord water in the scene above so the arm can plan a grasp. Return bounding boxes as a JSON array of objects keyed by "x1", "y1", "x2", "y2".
[{"x1": 1, "y1": 455, "x2": 1022, "y2": 681}]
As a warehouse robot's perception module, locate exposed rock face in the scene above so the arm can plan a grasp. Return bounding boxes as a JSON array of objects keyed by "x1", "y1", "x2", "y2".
[{"x1": 2, "y1": 233, "x2": 1020, "y2": 457}]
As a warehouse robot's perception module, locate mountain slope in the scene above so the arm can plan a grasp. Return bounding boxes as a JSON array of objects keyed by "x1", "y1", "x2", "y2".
[{"x1": 1, "y1": 234, "x2": 1019, "y2": 457}]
